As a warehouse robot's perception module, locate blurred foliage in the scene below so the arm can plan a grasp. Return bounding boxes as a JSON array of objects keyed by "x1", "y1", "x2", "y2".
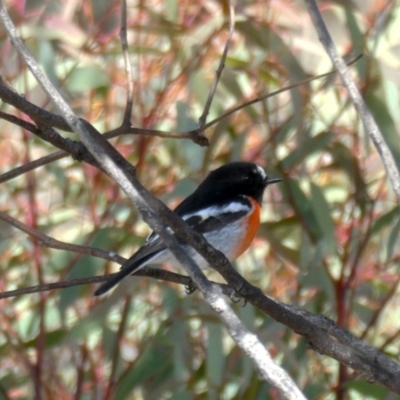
[{"x1": 0, "y1": 0, "x2": 400, "y2": 399}]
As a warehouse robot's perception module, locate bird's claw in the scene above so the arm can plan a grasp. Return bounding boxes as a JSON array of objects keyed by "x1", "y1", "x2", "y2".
[
  {"x1": 227, "y1": 287, "x2": 247, "y2": 306},
  {"x1": 185, "y1": 280, "x2": 197, "y2": 295}
]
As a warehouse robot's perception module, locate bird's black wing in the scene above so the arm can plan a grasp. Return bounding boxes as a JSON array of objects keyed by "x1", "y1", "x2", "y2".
[
  {"x1": 94, "y1": 199, "x2": 250, "y2": 296},
  {"x1": 94, "y1": 238, "x2": 167, "y2": 296}
]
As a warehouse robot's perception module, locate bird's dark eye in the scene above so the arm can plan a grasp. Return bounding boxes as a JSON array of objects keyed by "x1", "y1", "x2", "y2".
[{"x1": 243, "y1": 172, "x2": 254, "y2": 181}]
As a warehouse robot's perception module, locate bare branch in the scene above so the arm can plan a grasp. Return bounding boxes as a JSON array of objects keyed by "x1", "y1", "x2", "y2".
[
  {"x1": 199, "y1": 55, "x2": 363, "y2": 132},
  {"x1": 0, "y1": 75, "x2": 71, "y2": 131},
  {"x1": 0, "y1": 110, "x2": 40, "y2": 132},
  {"x1": 305, "y1": 0, "x2": 400, "y2": 205},
  {"x1": 0, "y1": 209, "x2": 194, "y2": 297},
  {"x1": 0, "y1": 5, "x2": 305, "y2": 398},
  {"x1": 198, "y1": 0, "x2": 235, "y2": 128},
  {"x1": 0, "y1": 151, "x2": 65, "y2": 184},
  {"x1": 243, "y1": 285, "x2": 400, "y2": 394},
  {"x1": 0, "y1": 54, "x2": 362, "y2": 187},
  {"x1": 119, "y1": 0, "x2": 134, "y2": 126},
  {"x1": 0, "y1": 210, "x2": 124, "y2": 264},
  {"x1": 0, "y1": 269, "x2": 193, "y2": 300},
  {"x1": 2, "y1": 184, "x2": 399, "y2": 394},
  {"x1": 2, "y1": 3, "x2": 396, "y2": 396},
  {"x1": 0, "y1": 55, "x2": 361, "y2": 185}
]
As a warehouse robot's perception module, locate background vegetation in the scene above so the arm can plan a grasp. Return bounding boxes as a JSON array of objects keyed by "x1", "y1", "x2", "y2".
[{"x1": 0, "y1": 0, "x2": 399, "y2": 399}]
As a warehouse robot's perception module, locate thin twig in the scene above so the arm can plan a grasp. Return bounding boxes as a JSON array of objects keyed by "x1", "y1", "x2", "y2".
[
  {"x1": 0, "y1": 209, "x2": 195, "y2": 297},
  {"x1": 3, "y1": 5, "x2": 395, "y2": 393},
  {"x1": 0, "y1": 55, "x2": 362, "y2": 185},
  {"x1": 198, "y1": 55, "x2": 363, "y2": 132},
  {"x1": 0, "y1": 110, "x2": 40, "y2": 132},
  {"x1": 198, "y1": 0, "x2": 235, "y2": 128},
  {"x1": 0, "y1": 5, "x2": 306, "y2": 398},
  {"x1": 0, "y1": 268, "x2": 195, "y2": 299},
  {"x1": 0, "y1": 151, "x2": 65, "y2": 183},
  {"x1": 0, "y1": 275, "x2": 111, "y2": 299},
  {"x1": 0, "y1": 210, "x2": 124, "y2": 264},
  {"x1": 119, "y1": 0, "x2": 134, "y2": 126},
  {"x1": 105, "y1": 295, "x2": 131, "y2": 400},
  {"x1": 0, "y1": 75, "x2": 71, "y2": 131}
]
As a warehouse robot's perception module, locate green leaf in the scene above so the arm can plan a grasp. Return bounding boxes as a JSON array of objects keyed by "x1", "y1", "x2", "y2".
[
  {"x1": 236, "y1": 21, "x2": 307, "y2": 81},
  {"x1": 260, "y1": 222, "x2": 300, "y2": 265},
  {"x1": 344, "y1": 379, "x2": 390, "y2": 399},
  {"x1": 387, "y1": 217, "x2": 400, "y2": 260},
  {"x1": 206, "y1": 322, "x2": 224, "y2": 397},
  {"x1": 231, "y1": 129, "x2": 249, "y2": 162},
  {"x1": 58, "y1": 256, "x2": 96, "y2": 308},
  {"x1": 327, "y1": 142, "x2": 368, "y2": 210},
  {"x1": 281, "y1": 131, "x2": 333, "y2": 169},
  {"x1": 365, "y1": 90, "x2": 400, "y2": 171},
  {"x1": 115, "y1": 341, "x2": 173, "y2": 399},
  {"x1": 165, "y1": 0, "x2": 178, "y2": 22},
  {"x1": 176, "y1": 101, "x2": 197, "y2": 132},
  {"x1": 38, "y1": 39, "x2": 58, "y2": 86},
  {"x1": 65, "y1": 67, "x2": 110, "y2": 92},
  {"x1": 22, "y1": 329, "x2": 66, "y2": 349},
  {"x1": 370, "y1": 208, "x2": 400, "y2": 234},
  {"x1": 220, "y1": 68, "x2": 245, "y2": 100},
  {"x1": 299, "y1": 231, "x2": 312, "y2": 271},
  {"x1": 58, "y1": 228, "x2": 114, "y2": 312},
  {"x1": 344, "y1": 10, "x2": 365, "y2": 77},
  {"x1": 162, "y1": 177, "x2": 198, "y2": 204},
  {"x1": 310, "y1": 183, "x2": 336, "y2": 255},
  {"x1": 189, "y1": 71, "x2": 211, "y2": 106},
  {"x1": 280, "y1": 179, "x2": 321, "y2": 242}
]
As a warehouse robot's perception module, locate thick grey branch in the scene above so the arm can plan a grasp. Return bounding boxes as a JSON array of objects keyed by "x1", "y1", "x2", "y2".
[{"x1": 0, "y1": 4, "x2": 304, "y2": 398}]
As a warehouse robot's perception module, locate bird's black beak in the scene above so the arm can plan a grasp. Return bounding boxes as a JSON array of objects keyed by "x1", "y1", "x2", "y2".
[{"x1": 266, "y1": 177, "x2": 283, "y2": 185}]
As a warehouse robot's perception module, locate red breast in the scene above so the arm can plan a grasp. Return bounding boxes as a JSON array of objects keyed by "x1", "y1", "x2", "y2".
[{"x1": 231, "y1": 197, "x2": 261, "y2": 260}]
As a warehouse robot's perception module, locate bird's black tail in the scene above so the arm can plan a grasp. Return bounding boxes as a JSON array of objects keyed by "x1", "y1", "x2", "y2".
[{"x1": 94, "y1": 259, "x2": 145, "y2": 296}]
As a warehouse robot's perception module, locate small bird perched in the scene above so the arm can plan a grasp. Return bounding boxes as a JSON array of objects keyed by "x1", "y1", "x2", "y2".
[{"x1": 95, "y1": 162, "x2": 282, "y2": 296}]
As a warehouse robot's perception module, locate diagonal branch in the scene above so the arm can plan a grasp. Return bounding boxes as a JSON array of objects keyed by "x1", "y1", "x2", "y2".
[
  {"x1": 198, "y1": 0, "x2": 235, "y2": 128},
  {"x1": 0, "y1": 209, "x2": 194, "y2": 296},
  {"x1": 119, "y1": 0, "x2": 134, "y2": 126},
  {"x1": 2, "y1": 3, "x2": 398, "y2": 396},
  {"x1": 0, "y1": 55, "x2": 362, "y2": 185},
  {"x1": 0, "y1": 210, "x2": 124, "y2": 264},
  {"x1": 0, "y1": 151, "x2": 65, "y2": 184},
  {"x1": 198, "y1": 55, "x2": 363, "y2": 132},
  {"x1": 0, "y1": 269, "x2": 192, "y2": 300},
  {"x1": 0, "y1": 4, "x2": 305, "y2": 398},
  {"x1": 305, "y1": 0, "x2": 400, "y2": 205}
]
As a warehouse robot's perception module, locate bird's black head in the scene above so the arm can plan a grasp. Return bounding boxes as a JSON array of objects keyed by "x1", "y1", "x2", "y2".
[{"x1": 198, "y1": 162, "x2": 282, "y2": 205}]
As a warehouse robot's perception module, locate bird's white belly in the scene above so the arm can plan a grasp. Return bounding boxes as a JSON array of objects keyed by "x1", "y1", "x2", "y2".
[{"x1": 151, "y1": 223, "x2": 243, "y2": 270}]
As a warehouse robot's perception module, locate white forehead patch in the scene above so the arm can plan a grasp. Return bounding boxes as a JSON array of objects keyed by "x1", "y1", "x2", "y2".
[{"x1": 255, "y1": 165, "x2": 267, "y2": 180}]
